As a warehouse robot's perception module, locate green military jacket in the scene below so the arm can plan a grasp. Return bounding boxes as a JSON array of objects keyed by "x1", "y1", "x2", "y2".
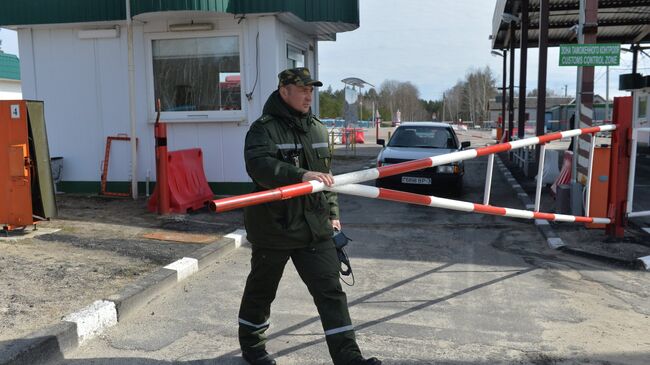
[{"x1": 243, "y1": 90, "x2": 339, "y2": 248}]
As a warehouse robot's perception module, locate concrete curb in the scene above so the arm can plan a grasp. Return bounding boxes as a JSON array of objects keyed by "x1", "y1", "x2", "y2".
[
  {"x1": 495, "y1": 155, "x2": 647, "y2": 270},
  {"x1": 0, "y1": 229, "x2": 246, "y2": 365}
]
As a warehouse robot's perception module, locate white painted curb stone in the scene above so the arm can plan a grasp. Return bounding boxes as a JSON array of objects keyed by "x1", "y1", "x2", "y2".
[
  {"x1": 62, "y1": 300, "x2": 117, "y2": 344},
  {"x1": 225, "y1": 229, "x2": 248, "y2": 248},
  {"x1": 164, "y1": 257, "x2": 199, "y2": 282}
]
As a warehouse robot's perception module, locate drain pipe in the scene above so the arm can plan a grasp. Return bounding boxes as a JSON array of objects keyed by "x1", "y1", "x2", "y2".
[{"x1": 126, "y1": 0, "x2": 138, "y2": 199}]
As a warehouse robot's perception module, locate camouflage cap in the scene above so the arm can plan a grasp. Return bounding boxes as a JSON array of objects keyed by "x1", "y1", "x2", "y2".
[{"x1": 278, "y1": 67, "x2": 323, "y2": 88}]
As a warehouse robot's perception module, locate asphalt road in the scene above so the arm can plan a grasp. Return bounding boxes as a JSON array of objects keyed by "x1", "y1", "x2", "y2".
[{"x1": 56, "y1": 143, "x2": 650, "y2": 365}]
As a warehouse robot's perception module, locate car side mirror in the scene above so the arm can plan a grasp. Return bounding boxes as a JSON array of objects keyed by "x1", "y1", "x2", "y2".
[
  {"x1": 377, "y1": 139, "x2": 385, "y2": 147},
  {"x1": 461, "y1": 141, "x2": 471, "y2": 149}
]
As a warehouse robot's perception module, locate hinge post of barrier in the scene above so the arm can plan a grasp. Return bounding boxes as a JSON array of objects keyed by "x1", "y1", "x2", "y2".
[{"x1": 605, "y1": 96, "x2": 632, "y2": 238}]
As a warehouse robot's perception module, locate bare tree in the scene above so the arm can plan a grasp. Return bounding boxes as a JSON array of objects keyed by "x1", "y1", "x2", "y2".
[
  {"x1": 444, "y1": 81, "x2": 465, "y2": 123},
  {"x1": 378, "y1": 80, "x2": 428, "y2": 122},
  {"x1": 444, "y1": 66, "x2": 497, "y2": 125},
  {"x1": 379, "y1": 80, "x2": 399, "y2": 122}
]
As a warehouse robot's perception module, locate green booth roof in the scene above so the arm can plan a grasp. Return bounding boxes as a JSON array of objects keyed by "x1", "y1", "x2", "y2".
[{"x1": 0, "y1": 0, "x2": 359, "y2": 39}]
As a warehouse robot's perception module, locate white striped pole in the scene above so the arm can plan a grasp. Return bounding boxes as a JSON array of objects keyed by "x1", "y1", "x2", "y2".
[
  {"x1": 329, "y1": 184, "x2": 611, "y2": 224},
  {"x1": 534, "y1": 144, "x2": 546, "y2": 212},
  {"x1": 210, "y1": 125, "x2": 616, "y2": 213},
  {"x1": 483, "y1": 154, "x2": 495, "y2": 205}
]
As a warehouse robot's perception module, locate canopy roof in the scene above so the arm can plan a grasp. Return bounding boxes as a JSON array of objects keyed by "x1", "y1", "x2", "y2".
[{"x1": 491, "y1": 0, "x2": 650, "y2": 49}]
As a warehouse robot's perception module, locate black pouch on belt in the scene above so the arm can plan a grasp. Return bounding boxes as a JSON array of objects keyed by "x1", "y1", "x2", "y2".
[{"x1": 333, "y1": 230, "x2": 352, "y2": 276}]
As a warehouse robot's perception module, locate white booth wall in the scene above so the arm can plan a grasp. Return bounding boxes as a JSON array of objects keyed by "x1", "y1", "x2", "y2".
[{"x1": 17, "y1": 13, "x2": 319, "y2": 191}]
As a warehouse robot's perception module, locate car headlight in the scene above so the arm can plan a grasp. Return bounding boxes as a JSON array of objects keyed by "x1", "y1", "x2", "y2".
[{"x1": 436, "y1": 165, "x2": 454, "y2": 173}]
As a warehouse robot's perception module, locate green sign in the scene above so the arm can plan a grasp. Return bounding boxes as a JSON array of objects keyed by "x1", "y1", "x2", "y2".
[{"x1": 559, "y1": 43, "x2": 620, "y2": 66}]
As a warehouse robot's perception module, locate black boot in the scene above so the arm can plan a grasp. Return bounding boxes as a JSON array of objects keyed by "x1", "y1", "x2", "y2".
[
  {"x1": 350, "y1": 357, "x2": 382, "y2": 365},
  {"x1": 242, "y1": 350, "x2": 277, "y2": 365}
]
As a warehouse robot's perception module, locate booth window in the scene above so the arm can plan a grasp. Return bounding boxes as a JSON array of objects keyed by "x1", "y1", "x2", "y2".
[
  {"x1": 287, "y1": 44, "x2": 305, "y2": 69},
  {"x1": 152, "y1": 36, "x2": 241, "y2": 118}
]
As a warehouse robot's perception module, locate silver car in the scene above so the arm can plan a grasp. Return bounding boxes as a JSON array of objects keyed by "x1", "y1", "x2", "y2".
[{"x1": 375, "y1": 122, "x2": 470, "y2": 195}]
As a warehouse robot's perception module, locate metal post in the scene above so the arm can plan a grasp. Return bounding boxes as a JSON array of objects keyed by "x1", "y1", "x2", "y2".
[
  {"x1": 518, "y1": 0, "x2": 529, "y2": 140},
  {"x1": 126, "y1": 0, "x2": 138, "y2": 199},
  {"x1": 536, "y1": 0, "x2": 549, "y2": 163},
  {"x1": 605, "y1": 66, "x2": 610, "y2": 122},
  {"x1": 571, "y1": 0, "x2": 598, "y2": 215},
  {"x1": 627, "y1": 124, "x2": 640, "y2": 215},
  {"x1": 483, "y1": 154, "x2": 495, "y2": 205},
  {"x1": 534, "y1": 144, "x2": 546, "y2": 212},
  {"x1": 502, "y1": 49, "x2": 507, "y2": 138},
  {"x1": 359, "y1": 97, "x2": 363, "y2": 124},
  {"x1": 632, "y1": 45, "x2": 639, "y2": 74},
  {"x1": 509, "y1": 24, "x2": 516, "y2": 141}
]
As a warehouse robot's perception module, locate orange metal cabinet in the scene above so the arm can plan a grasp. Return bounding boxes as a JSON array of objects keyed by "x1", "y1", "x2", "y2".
[
  {"x1": 0, "y1": 101, "x2": 33, "y2": 229},
  {"x1": 585, "y1": 146, "x2": 611, "y2": 229}
]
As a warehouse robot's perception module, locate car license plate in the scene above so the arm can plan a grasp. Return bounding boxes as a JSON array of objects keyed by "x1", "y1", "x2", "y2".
[{"x1": 401, "y1": 176, "x2": 431, "y2": 185}]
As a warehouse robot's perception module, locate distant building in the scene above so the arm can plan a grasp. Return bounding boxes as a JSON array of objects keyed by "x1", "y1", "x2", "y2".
[
  {"x1": 488, "y1": 95, "x2": 612, "y2": 131},
  {"x1": 0, "y1": 51, "x2": 21, "y2": 99},
  {"x1": 546, "y1": 95, "x2": 612, "y2": 130}
]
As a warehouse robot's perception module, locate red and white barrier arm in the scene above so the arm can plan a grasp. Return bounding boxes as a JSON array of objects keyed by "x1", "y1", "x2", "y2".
[
  {"x1": 329, "y1": 184, "x2": 611, "y2": 224},
  {"x1": 209, "y1": 125, "x2": 616, "y2": 213}
]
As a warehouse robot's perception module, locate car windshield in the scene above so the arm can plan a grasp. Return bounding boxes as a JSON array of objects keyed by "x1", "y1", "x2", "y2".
[{"x1": 387, "y1": 126, "x2": 458, "y2": 149}]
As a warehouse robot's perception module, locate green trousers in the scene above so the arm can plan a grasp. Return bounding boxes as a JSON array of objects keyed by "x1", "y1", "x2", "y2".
[{"x1": 238, "y1": 240, "x2": 362, "y2": 365}]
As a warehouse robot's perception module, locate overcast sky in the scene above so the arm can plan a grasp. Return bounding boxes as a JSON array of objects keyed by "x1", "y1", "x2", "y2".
[
  {"x1": 318, "y1": 0, "x2": 647, "y2": 101},
  {"x1": 2, "y1": 0, "x2": 648, "y2": 101}
]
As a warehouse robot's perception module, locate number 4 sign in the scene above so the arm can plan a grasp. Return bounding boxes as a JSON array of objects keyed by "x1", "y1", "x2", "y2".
[{"x1": 10, "y1": 104, "x2": 20, "y2": 119}]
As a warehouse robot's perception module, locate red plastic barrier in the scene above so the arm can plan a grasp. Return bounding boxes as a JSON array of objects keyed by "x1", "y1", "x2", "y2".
[
  {"x1": 148, "y1": 148, "x2": 214, "y2": 213},
  {"x1": 341, "y1": 128, "x2": 365, "y2": 144}
]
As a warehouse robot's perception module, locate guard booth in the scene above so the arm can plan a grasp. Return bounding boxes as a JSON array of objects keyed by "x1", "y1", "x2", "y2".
[{"x1": 0, "y1": 100, "x2": 57, "y2": 231}]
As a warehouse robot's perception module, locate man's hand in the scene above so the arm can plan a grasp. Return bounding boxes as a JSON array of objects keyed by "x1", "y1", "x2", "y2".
[
  {"x1": 302, "y1": 171, "x2": 335, "y2": 187},
  {"x1": 331, "y1": 219, "x2": 341, "y2": 231}
]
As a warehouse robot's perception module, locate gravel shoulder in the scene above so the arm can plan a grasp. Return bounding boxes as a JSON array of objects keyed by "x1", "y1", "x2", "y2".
[{"x1": 1, "y1": 194, "x2": 242, "y2": 342}]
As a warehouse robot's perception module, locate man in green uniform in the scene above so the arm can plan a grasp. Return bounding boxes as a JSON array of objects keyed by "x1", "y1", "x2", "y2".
[{"x1": 238, "y1": 67, "x2": 381, "y2": 365}]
